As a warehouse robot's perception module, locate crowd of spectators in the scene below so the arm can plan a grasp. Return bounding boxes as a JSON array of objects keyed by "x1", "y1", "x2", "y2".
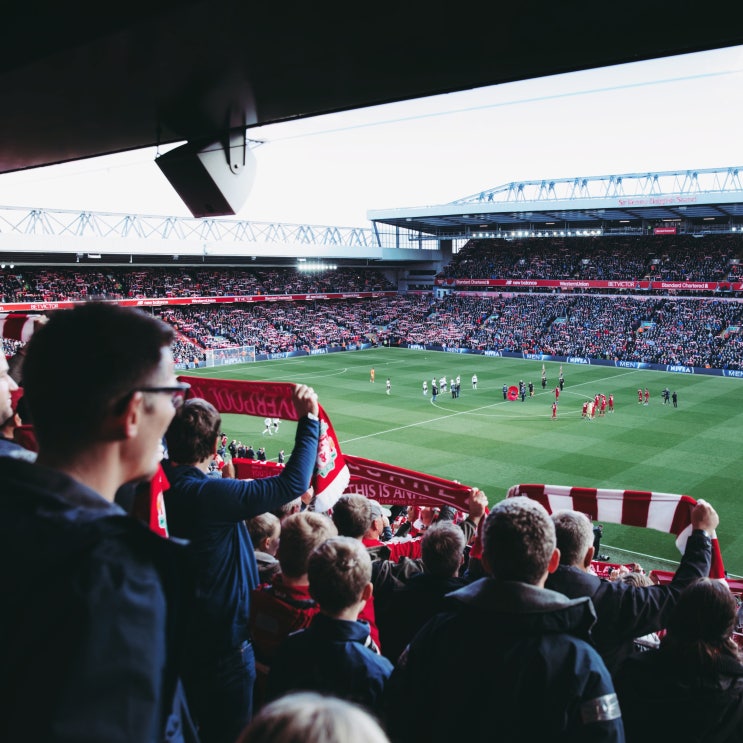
[
  {"x1": 0, "y1": 267, "x2": 395, "y2": 303},
  {"x1": 3, "y1": 239, "x2": 743, "y2": 370},
  {"x1": 153, "y1": 294, "x2": 743, "y2": 370},
  {"x1": 439, "y1": 234, "x2": 743, "y2": 282},
  {"x1": 1, "y1": 234, "x2": 742, "y2": 307}
]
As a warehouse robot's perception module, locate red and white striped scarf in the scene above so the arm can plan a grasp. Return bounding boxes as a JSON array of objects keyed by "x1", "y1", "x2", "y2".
[
  {"x1": 508, "y1": 483, "x2": 725, "y2": 578},
  {"x1": 0, "y1": 313, "x2": 37, "y2": 343}
]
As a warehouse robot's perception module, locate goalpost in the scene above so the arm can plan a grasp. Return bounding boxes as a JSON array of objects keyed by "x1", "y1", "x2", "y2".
[{"x1": 204, "y1": 345, "x2": 256, "y2": 367}]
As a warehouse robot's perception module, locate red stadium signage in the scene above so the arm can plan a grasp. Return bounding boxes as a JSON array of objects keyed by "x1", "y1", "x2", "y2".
[
  {"x1": 432, "y1": 278, "x2": 736, "y2": 292},
  {"x1": 653, "y1": 226, "x2": 677, "y2": 235}
]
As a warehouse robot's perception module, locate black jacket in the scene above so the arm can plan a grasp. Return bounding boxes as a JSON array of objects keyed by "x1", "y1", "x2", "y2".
[
  {"x1": 545, "y1": 529, "x2": 712, "y2": 671},
  {"x1": 615, "y1": 648, "x2": 743, "y2": 742}
]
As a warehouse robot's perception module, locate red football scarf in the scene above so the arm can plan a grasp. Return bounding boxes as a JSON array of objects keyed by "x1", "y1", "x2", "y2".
[
  {"x1": 344, "y1": 454, "x2": 471, "y2": 510},
  {"x1": 508, "y1": 483, "x2": 725, "y2": 578},
  {"x1": 149, "y1": 464, "x2": 170, "y2": 538},
  {"x1": 177, "y1": 376, "x2": 350, "y2": 512}
]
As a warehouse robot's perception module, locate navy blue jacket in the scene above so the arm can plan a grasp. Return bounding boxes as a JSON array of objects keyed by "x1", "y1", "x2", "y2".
[
  {"x1": 0, "y1": 457, "x2": 195, "y2": 743},
  {"x1": 388, "y1": 579, "x2": 624, "y2": 743},
  {"x1": 163, "y1": 415, "x2": 319, "y2": 653},
  {"x1": 266, "y1": 612, "x2": 393, "y2": 715}
]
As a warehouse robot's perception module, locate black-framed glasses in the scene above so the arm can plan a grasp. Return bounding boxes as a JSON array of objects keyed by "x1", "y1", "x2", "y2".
[{"x1": 134, "y1": 383, "x2": 191, "y2": 409}]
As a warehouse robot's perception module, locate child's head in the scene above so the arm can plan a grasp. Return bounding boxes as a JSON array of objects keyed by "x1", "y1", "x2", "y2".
[
  {"x1": 247, "y1": 512, "x2": 281, "y2": 555},
  {"x1": 308, "y1": 536, "x2": 372, "y2": 615},
  {"x1": 277, "y1": 511, "x2": 337, "y2": 579}
]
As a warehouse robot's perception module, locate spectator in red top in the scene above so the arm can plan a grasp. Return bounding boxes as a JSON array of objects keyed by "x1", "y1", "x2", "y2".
[{"x1": 250, "y1": 511, "x2": 337, "y2": 666}]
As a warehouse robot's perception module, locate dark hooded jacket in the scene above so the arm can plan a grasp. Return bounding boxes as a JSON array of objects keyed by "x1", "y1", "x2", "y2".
[
  {"x1": 0, "y1": 457, "x2": 195, "y2": 743},
  {"x1": 387, "y1": 578, "x2": 624, "y2": 743}
]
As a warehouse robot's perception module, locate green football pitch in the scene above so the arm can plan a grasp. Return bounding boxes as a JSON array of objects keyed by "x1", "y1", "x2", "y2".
[{"x1": 183, "y1": 348, "x2": 743, "y2": 576}]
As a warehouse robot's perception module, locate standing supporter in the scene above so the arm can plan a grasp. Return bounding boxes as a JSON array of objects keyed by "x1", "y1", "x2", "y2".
[
  {"x1": 331, "y1": 494, "x2": 383, "y2": 648},
  {"x1": 0, "y1": 303, "x2": 196, "y2": 741},
  {"x1": 388, "y1": 497, "x2": 623, "y2": 743},
  {"x1": 0, "y1": 389, "x2": 35, "y2": 462},
  {"x1": 363, "y1": 499, "x2": 423, "y2": 562},
  {"x1": 615, "y1": 579, "x2": 743, "y2": 742},
  {"x1": 545, "y1": 503, "x2": 717, "y2": 672},
  {"x1": 248, "y1": 512, "x2": 282, "y2": 584},
  {"x1": 250, "y1": 511, "x2": 337, "y2": 666},
  {"x1": 163, "y1": 389, "x2": 320, "y2": 743},
  {"x1": 266, "y1": 537, "x2": 394, "y2": 716},
  {"x1": 376, "y1": 521, "x2": 468, "y2": 663}
]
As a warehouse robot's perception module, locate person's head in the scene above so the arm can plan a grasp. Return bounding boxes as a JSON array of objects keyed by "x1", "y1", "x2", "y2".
[
  {"x1": 275, "y1": 497, "x2": 302, "y2": 519},
  {"x1": 551, "y1": 510, "x2": 595, "y2": 568},
  {"x1": 0, "y1": 353, "x2": 19, "y2": 425},
  {"x1": 165, "y1": 398, "x2": 221, "y2": 465},
  {"x1": 278, "y1": 512, "x2": 338, "y2": 579},
  {"x1": 421, "y1": 521, "x2": 466, "y2": 578},
  {"x1": 332, "y1": 494, "x2": 372, "y2": 539},
  {"x1": 662, "y1": 578, "x2": 740, "y2": 670},
  {"x1": 366, "y1": 499, "x2": 385, "y2": 537},
  {"x1": 308, "y1": 536, "x2": 372, "y2": 616},
  {"x1": 236, "y1": 692, "x2": 390, "y2": 743},
  {"x1": 247, "y1": 512, "x2": 281, "y2": 555},
  {"x1": 481, "y1": 497, "x2": 559, "y2": 585},
  {"x1": 23, "y1": 303, "x2": 179, "y2": 477}
]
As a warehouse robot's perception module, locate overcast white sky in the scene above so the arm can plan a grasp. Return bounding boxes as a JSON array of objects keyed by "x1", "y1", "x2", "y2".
[{"x1": 0, "y1": 45, "x2": 742, "y2": 227}]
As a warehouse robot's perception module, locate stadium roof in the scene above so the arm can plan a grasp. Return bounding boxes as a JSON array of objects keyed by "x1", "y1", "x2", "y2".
[
  {"x1": 2, "y1": 3, "x2": 743, "y2": 183},
  {"x1": 368, "y1": 167, "x2": 743, "y2": 238}
]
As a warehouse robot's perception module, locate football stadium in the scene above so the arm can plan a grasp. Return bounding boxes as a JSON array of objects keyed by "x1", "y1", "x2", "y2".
[{"x1": 4, "y1": 12, "x2": 743, "y2": 741}]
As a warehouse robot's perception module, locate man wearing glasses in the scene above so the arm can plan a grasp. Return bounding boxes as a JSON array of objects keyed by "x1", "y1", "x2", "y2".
[
  {"x1": 0, "y1": 302, "x2": 196, "y2": 742},
  {"x1": 162, "y1": 386, "x2": 320, "y2": 743}
]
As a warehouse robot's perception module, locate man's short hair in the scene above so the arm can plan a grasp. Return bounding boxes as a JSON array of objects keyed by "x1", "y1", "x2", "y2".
[
  {"x1": 277, "y1": 512, "x2": 338, "y2": 579},
  {"x1": 422, "y1": 521, "x2": 466, "y2": 578},
  {"x1": 332, "y1": 494, "x2": 372, "y2": 538},
  {"x1": 275, "y1": 497, "x2": 302, "y2": 519},
  {"x1": 308, "y1": 536, "x2": 371, "y2": 614},
  {"x1": 551, "y1": 510, "x2": 595, "y2": 566},
  {"x1": 247, "y1": 512, "x2": 281, "y2": 551},
  {"x1": 165, "y1": 398, "x2": 221, "y2": 464},
  {"x1": 22, "y1": 303, "x2": 174, "y2": 455},
  {"x1": 481, "y1": 497, "x2": 555, "y2": 585}
]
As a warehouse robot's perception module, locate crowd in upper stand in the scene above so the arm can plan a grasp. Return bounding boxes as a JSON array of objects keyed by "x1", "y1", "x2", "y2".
[
  {"x1": 1, "y1": 235, "x2": 742, "y2": 306},
  {"x1": 0, "y1": 267, "x2": 396, "y2": 303},
  {"x1": 438, "y1": 234, "x2": 742, "y2": 282}
]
